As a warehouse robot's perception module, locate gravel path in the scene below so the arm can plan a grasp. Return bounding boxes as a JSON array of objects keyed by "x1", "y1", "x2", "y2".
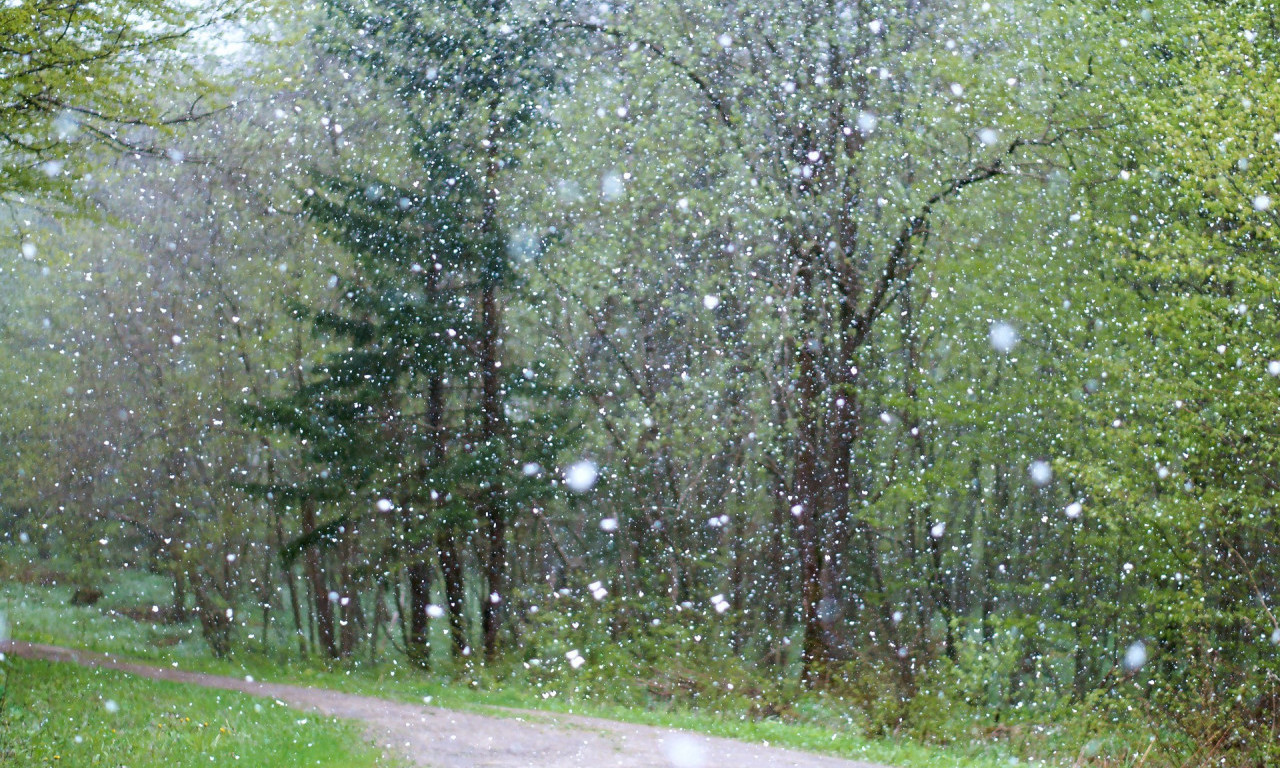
[{"x1": 1, "y1": 640, "x2": 891, "y2": 768}]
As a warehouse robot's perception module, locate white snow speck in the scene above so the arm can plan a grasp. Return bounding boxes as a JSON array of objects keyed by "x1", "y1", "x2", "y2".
[
  {"x1": 929, "y1": 522, "x2": 946, "y2": 538},
  {"x1": 989, "y1": 321, "x2": 1019, "y2": 353},
  {"x1": 601, "y1": 171, "x2": 624, "y2": 201},
  {"x1": 1028, "y1": 460, "x2": 1052, "y2": 487},
  {"x1": 375, "y1": 498, "x2": 395, "y2": 512},
  {"x1": 1065, "y1": 501, "x2": 1082, "y2": 519},
  {"x1": 702, "y1": 294, "x2": 720, "y2": 310},
  {"x1": 662, "y1": 733, "x2": 708, "y2": 768},
  {"x1": 564, "y1": 460, "x2": 599, "y2": 493},
  {"x1": 589, "y1": 580, "x2": 608, "y2": 600},
  {"x1": 1124, "y1": 641, "x2": 1147, "y2": 672},
  {"x1": 599, "y1": 517, "x2": 619, "y2": 532},
  {"x1": 426, "y1": 604, "x2": 445, "y2": 619},
  {"x1": 978, "y1": 127, "x2": 1000, "y2": 146},
  {"x1": 1254, "y1": 194, "x2": 1272, "y2": 211}
]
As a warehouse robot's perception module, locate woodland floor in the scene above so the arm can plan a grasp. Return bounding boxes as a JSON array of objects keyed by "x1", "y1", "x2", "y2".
[{"x1": 2, "y1": 641, "x2": 892, "y2": 768}]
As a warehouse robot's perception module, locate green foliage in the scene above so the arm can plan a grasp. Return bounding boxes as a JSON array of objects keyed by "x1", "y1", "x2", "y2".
[
  {"x1": 0, "y1": 0, "x2": 233, "y2": 204},
  {"x1": 0, "y1": 658, "x2": 397, "y2": 767}
]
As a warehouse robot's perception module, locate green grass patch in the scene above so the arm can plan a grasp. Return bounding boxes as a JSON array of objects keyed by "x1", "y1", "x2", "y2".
[{"x1": 0, "y1": 656, "x2": 401, "y2": 767}]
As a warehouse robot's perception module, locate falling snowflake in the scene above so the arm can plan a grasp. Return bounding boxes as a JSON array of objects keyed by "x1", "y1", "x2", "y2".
[{"x1": 564, "y1": 460, "x2": 599, "y2": 492}]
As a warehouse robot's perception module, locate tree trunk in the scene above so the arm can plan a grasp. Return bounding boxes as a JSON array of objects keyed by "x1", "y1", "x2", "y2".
[
  {"x1": 406, "y1": 558, "x2": 433, "y2": 668},
  {"x1": 438, "y1": 528, "x2": 469, "y2": 659},
  {"x1": 301, "y1": 498, "x2": 338, "y2": 659},
  {"x1": 171, "y1": 566, "x2": 187, "y2": 624},
  {"x1": 479, "y1": 114, "x2": 508, "y2": 664},
  {"x1": 792, "y1": 243, "x2": 833, "y2": 687}
]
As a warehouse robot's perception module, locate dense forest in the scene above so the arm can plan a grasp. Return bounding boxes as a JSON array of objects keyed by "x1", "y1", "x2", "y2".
[{"x1": 2, "y1": 0, "x2": 1279, "y2": 764}]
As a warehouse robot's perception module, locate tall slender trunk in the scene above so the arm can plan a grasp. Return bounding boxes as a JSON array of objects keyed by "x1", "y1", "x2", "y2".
[
  {"x1": 406, "y1": 559, "x2": 433, "y2": 668},
  {"x1": 793, "y1": 244, "x2": 830, "y2": 687},
  {"x1": 171, "y1": 565, "x2": 187, "y2": 624},
  {"x1": 479, "y1": 115, "x2": 508, "y2": 663},
  {"x1": 258, "y1": 544, "x2": 272, "y2": 654},
  {"x1": 337, "y1": 534, "x2": 360, "y2": 657},
  {"x1": 302, "y1": 498, "x2": 338, "y2": 659},
  {"x1": 275, "y1": 507, "x2": 306, "y2": 658},
  {"x1": 438, "y1": 528, "x2": 469, "y2": 659}
]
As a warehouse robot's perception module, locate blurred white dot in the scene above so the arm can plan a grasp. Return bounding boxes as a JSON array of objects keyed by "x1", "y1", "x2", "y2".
[
  {"x1": 1123, "y1": 641, "x2": 1147, "y2": 672},
  {"x1": 989, "y1": 321, "x2": 1019, "y2": 353},
  {"x1": 1065, "y1": 501, "x2": 1083, "y2": 519},
  {"x1": 702, "y1": 294, "x2": 720, "y2": 310},
  {"x1": 662, "y1": 733, "x2": 708, "y2": 768},
  {"x1": 564, "y1": 460, "x2": 599, "y2": 493},
  {"x1": 1028, "y1": 460, "x2": 1052, "y2": 487}
]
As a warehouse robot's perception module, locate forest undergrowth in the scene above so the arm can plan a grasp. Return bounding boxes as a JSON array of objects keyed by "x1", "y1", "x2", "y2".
[{"x1": 2, "y1": 554, "x2": 1268, "y2": 768}]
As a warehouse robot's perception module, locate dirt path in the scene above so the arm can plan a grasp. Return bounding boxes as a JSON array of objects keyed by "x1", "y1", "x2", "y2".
[{"x1": 2, "y1": 641, "x2": 890, "y2": 768}]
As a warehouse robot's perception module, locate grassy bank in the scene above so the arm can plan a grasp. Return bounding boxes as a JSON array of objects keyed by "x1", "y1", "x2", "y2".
[{"x1": 0, "y1": 656, "x2": 399, "y2": 767}]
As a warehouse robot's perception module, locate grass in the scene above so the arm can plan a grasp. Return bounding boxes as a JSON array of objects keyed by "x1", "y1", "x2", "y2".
[
  {"x1": 0, "y1": 569, "x2": 1029, "y2": 768},
  {"x1": 0, "y1": 656, "x2": 401, "y2": 767}
]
